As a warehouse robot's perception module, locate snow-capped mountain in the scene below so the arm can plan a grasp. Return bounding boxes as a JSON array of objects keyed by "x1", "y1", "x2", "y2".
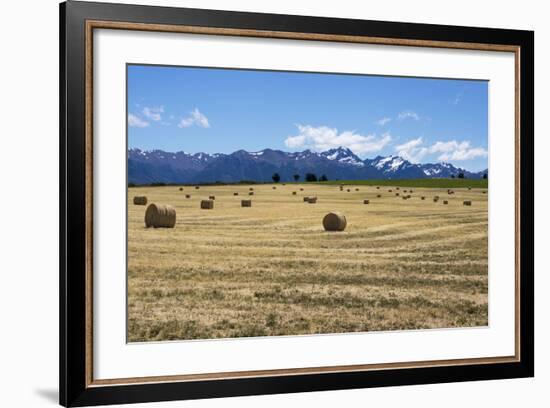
[{"x1": 128, "y1": 147, "x2": 487, "y2": 184}]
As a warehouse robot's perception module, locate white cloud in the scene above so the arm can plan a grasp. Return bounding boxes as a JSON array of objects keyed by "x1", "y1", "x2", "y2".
[
  {"x1": 178, "y1": 108, "x2": 210, "y2": 128},
  {"x1": 395, "y1": 137, "x2": 487, "y2": 163},
  {"x1": 398, "y1": 110, "x2": 420, "y2": 121},
  {"x1": 142, "y1": 106, "x2": 164, "y2": 121},
  {"x1": 128, "y1": 113, "x2": 149, "y2": 128},
  {"x1": 376, "y1": 117, "x2": 391, "y2": 126},
  {"x1": 284, "y1": 125, "x2": 391, "y2": 156}
]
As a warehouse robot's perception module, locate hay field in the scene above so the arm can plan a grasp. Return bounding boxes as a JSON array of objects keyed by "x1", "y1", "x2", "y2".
[{"x1": 127, "y1": 183, "x2": 488, "y2": 342}]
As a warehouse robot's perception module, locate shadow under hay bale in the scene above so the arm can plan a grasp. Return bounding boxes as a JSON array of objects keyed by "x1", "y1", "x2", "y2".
[
  {"x1": 241, "y1": 200, "x2": 252, "y2": 207},
  {"x1": 307, "y1": 197, "x2": 317, "y2": 203},
  {"x1": 363, "y1": 199, "x2": 369, "y2": 204},
  {"x1": 201, "y1": 200, "x2": 214, "y2": 209},
  {"x1": 144, "y1": 203, "x2": 176, "y2": 228},
  {"x1": 303, "y1": 196, "x2": 310, "y2": 202},
  {"x1": 133, "y1": 196, "x2": 147, "y2": 206},
  {"x1": 463, "y1": 200, "x2": 472, "y2": 206},
  {"x1": 323, "y1": 212, "x2": 347, "y2": 231}
]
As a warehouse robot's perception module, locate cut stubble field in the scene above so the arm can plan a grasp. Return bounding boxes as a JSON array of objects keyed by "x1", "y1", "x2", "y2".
[{"x1": 127, "y1": 183, "x2": 488, "y2": 342}]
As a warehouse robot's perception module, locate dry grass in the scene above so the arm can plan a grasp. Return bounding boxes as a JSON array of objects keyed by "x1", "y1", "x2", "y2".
[{"x1": 127, "y1": 183, "x2": 488, "y2": 342}]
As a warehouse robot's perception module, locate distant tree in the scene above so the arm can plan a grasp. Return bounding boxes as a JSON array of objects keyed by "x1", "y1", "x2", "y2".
[
  {"x1": 293, "y1": 174, "x2": 300, "y2": 182},
  {"x1": 128, "y1": 182, "x2": 136, "y2": 188},
  {"x1": 320, "y1": 174, "x2": 328, "y2": 182},
  {"x1": 305, "y1": 173, "x2": 318, "y2": 182},
  {"x1": 457, "y1": 172, "x2": 465, "y2": 179},
  {"x1": 483, "y1": 173, "x2": 488, "y2": 179},
  {"x1": 272, "y1": 173, "x2": 281, "y2": 183},
  {"x1": 451, "y1": 175, "x2": 455, "y2": 179}
]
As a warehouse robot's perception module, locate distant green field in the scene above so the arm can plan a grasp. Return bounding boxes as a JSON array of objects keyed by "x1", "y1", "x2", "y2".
[{"x1": 320, "y1": 178, "x2": 488, "y2": 189}]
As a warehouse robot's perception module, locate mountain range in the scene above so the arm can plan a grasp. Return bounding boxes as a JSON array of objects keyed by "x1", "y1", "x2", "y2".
[{"x1": 128, "y1": 147, "x2": 487, "y2": 185}]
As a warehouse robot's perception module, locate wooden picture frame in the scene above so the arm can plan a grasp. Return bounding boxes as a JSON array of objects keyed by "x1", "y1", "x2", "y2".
[{"x1": 60, "y1": 1, "x2": 534, "y2": 406}]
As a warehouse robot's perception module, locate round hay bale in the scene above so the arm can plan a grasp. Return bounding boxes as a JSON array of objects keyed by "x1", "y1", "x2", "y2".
[
  {"x1": 272, "y1": 186, "x2": 277, "y2": 189},
  {"x1": 195, "y1": 186, "x2": 200, "y2": 189},
  {"x1": 307, "y1": 197, "x2": 317, "y2": 204},
  {"x1": 377, "y1": 194, "x2": 381, "y2": 198},
  {"x1": 133, "y1": 196, "x2": 147, "y2": 206},
  {"x1": 233, "y1": 192, "x2": 239, "y2": 196},
  {"x1": 200, "y1": 200, "x2": 214, "y2": 209},
  {"x1": 355, "y1": 188, "x2": 359, "y2": 191},
  {"x1": 347, "y1": 189, "x2": 351, "y2": 192},
  {"x1": 185, "y1": 194, "x2": 191, "y2": 199},
  {"x1": 463, "y1": 200, "x2": 472, "y2": 206},
  {"x1": 443, "y1": 200, "x2": 448, "y2": 205},
  {"x1": 363, "y1": 199, "x2": 369, "y2": 204},
  {"x1": 209, "y1": 195, "x2": 216, "y2": 200},
  {"x1": 292, "y1": 191, "x2": 297, "y2": 195},
  {"x1": 468, "y1": 187, "x2": 472, "y2": 190},
  {"x1": 388, "y1": 189, "x2": 392, "y2": 192},
  {"x1": 403, "y1": 189, "x2": 408, "y2": 193},
  {"x1": 323, "y1": 212, "x2": 347, "y2": 232},
  {"x1": 179, "y1": 187, "x2": 183, "y2": 191},
  {"x1": 376, "y1": 186, "x2": 380, "y2": 189},
  {"x1": 482, "y1": 191, "x2": 487, "y2": 194},
  {"x1": 144, "y1": 203, "x2": 176, "y2": 228},
  {"x1": 421, "y1": 196, "x2": 425, "y2": 200},
  {"x1": 303, "y1": 196, "x2": 310, "y2": 202},
  {"x1": 395, "y1": 192, "x2": 400, "y2": 196},
  {"x1": 249, "y1": 191, "x2": 254, "y2": 196},
  {"x1": 249, "y1": 187, "x2": 254, "y2": 191},
  {"x1": 402, "y1": 196, "x2": 407, "y2": 200},
  {"x1": 300, "y1": 188, "x2": 304, "y2": 191},
  {"x1": 433, "y1": 196, "x2": 440, "y2": 202},
  {"x1": 396, "y1": 187, "x2": 400, "y2": 190},
  {"x1": 241, "y1": 200, "x2": 252, "y2": 207}
]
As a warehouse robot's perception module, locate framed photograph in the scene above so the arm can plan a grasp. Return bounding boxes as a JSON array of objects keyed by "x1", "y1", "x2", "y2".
[{"x1": 60, "y1": 1, "x2": 534, "y2": 406}]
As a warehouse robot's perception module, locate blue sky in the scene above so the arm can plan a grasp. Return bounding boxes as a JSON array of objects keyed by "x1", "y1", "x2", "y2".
[{"x1": 128, "y1": 65, "x2": 488, "y2": 171}]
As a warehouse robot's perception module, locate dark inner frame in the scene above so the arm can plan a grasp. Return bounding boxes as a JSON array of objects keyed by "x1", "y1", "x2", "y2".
[{"x1": 60, "y1": 1, "x2": 534, "y2": 407}]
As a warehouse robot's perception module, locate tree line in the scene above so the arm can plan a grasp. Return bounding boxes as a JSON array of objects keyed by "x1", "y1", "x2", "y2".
[{"x1": 272, "y1": 173, "x2": 328, "y2": 183}]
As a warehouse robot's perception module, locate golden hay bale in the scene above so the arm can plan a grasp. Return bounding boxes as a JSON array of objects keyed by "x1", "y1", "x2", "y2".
[
  {"x1": 363, "y1": 199, "x2": 370, "y2": 204},
  {"x1": 463, "y1": 200, "x2": 472, "y2": 206},
  {"x1": 300, "y1": 188, "x2": 304, "y2": 191},
  {"x1": 249, "y1": 191, "x2": 254, "y2": 196},
  {"x1": 347, "y1": 189, "x2": 351, "y2": 192},
  {"x1": 241, "y1": 200, "x2": 252, "y2": 207},
  {"x1": 209, "y1": 195, "x2": 216, "y2": 200},
  {"x1": 433, "y1": 196, "x2": 440, "y2": 202},
  {"x1": 200, "y1": 200, "x2": 214, "y2": 209},
  {"x1": 144, "y1": 203, "x2": 176, "y2": 228},
  {"x1": 402, "y1": 196, "x2": 408, "y2": 200},
  {"x1": 407, "y1": 195, "x2": 411, "y2": 198},
  {"x1": 185, "y1": 194, "x2": 191, "y2": 199},
  {"x1": 292, "y1": 191, "x2": 297, "y2": 195},
  {"x1": 303, "y1": 196, "x2": 310, "y2": 202},
  {"x1": 179, "y1": 187, "x2": 183, "y2": 191},
  {"x1": 396, "y1": 187, "x2": 400, "y2": 190},
  {"x1": 403, "y1": 189, "x2": 408, "y2": 193},
  {"x1": 323, "y1": 212, "x2": 347, "y2": 232},
  {"x1": 249, "y1": 187, "x2": 254, "y2": 191},
  {"x1": 421, "y1": 196, "x2": 425, "y2": 200},
  {"x1": 395, "y1": 192, "x2": 400, "y2": 196},
  {"x1": 482, "y1": 191, "x2": 487, "y2": 194},
  {"x1": 377, "y1": 194, "x2": 381, "y2": 198},
  {"x1": 388, "y1": 189, "x2": 393, "y2": 192},
  {"x1": 468, "y1": 187, "x2": 472, "y2": 190},
  {"x1": 447, "y1": 189, "x2": 454, "y2": 195},
  {"x1": 443, "y1": 200, "x2": 449, "y2": 205},
  {"x1": 133, "y1": 196, "x2": 147, "y2": 205},
  {"x1": 307, "y1": 197, "x2": 317, "y2": 203},
  {"x1": 355, "y1": 188, "x2": 359, "y2": 191},
  {"x1": 272, "y1": 186, "x2": 277, "y2": 189},
  {"x1": 233, "y1": 192, "x2": 239, "y2": 196},
  {"x1": 410, "y1": 190, "x2": 414, "y2": 193},
  {"x1": 195, "y1": 186, "x2": 200, "y2": 189},
  {"x1": 376, "y1": 186, "x2": 380, "y2": 189}
]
